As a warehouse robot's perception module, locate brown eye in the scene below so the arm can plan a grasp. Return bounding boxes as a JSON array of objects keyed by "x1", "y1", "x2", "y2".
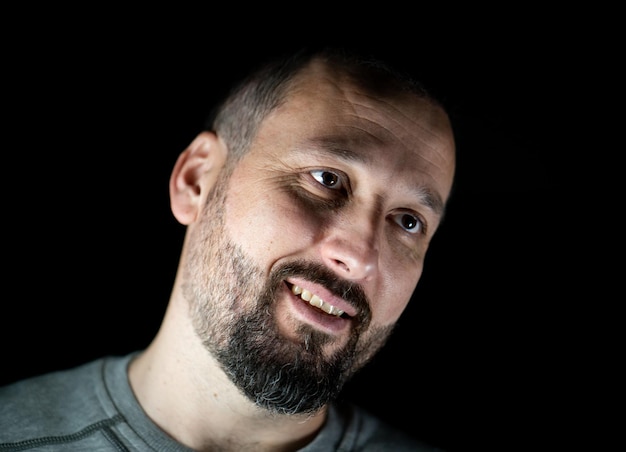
[
  {"x1": 391, "y1": 212, "x2": 422, "y2": 234},
  {"x1": 311, "y1": 170, "x2": 342, "y2": 190}
]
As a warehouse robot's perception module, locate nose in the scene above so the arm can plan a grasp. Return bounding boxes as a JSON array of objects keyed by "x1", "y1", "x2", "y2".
[{"x1": 319, "y1": 221, "x2": 379, "y2": 282}]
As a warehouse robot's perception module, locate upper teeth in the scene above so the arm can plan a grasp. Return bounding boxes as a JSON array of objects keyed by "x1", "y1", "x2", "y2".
[{"x1": 291, "y1": 285, "x2": 344, "y2": 317}]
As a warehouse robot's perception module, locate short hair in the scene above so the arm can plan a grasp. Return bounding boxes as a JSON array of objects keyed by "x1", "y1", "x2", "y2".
[{"x1": 206, "y1": 46, "x2": 444, "y2": 163}]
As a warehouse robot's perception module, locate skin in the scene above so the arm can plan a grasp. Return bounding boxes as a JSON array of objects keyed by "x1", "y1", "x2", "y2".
[{"x1": 129, "y1": 59, "x2": 456, "y2": 451}]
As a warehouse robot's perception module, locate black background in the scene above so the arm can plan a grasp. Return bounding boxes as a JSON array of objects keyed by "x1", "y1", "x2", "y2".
[{"x1": 1, "y1": 11, "x2": 596, "y2": 452}]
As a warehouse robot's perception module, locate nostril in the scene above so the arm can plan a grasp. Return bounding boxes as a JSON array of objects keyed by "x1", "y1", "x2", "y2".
[
  {"x1": 333, "y1": 259, "x2": 350, "y2": 272},
  {"x1": 321, "y1": 237, "x2": 378, "y2": 282}
]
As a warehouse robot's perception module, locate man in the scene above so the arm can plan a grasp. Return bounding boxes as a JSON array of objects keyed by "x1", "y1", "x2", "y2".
[{"x1": 0, "y1": 46, "x2": 456, "y2": 451}]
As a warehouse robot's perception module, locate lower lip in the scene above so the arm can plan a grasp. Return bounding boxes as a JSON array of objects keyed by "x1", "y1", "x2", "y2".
[{"x1": 282, "y1": 283, "x2": 350, "y2": 334}]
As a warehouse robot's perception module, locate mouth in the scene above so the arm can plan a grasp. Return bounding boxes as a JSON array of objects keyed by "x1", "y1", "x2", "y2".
[{"x1": 287, "y1": 282, "x2": 351, "y2": 319}]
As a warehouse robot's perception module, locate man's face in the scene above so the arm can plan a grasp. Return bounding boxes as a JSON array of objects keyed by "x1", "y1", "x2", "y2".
[{"x1": 182, "y1": 63, "x2": 456, "y2": 415}]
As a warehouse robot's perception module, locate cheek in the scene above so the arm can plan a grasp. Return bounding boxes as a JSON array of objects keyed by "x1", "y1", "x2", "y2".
[
  {"x1": 373, "y1": 225, "x2": 428, "y2": 324},
  {"x1": 374, "y1": 255, "x2": 424, "y2": 325},
  {"x1": 223, "y1": 183, "x2": 319, "y2": 264}
]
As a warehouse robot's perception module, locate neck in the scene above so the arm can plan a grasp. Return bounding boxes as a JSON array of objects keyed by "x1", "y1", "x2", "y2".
[{"x1": 128, "y1": 295, "x2": 327, "y2": 451}]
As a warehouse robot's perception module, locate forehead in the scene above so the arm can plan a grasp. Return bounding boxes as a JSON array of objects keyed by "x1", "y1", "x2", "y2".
[{"x1": 251, "y1": 60, "x2": 456, "y2": 201}]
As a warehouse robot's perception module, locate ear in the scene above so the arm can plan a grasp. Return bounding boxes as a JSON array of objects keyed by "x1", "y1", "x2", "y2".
[{"x1": 169, "y1": 131, "x2": 227, "y2": 225}]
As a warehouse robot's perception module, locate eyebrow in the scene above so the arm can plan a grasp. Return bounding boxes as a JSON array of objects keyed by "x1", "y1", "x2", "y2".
[
  {"x1": 298, "y1": 137, "x2": 446, "y2": 218},
  {"x1": 305, "y1": 136, "x2": 368, "y2": 163},
  {"x1": 413, "y1": 185, "x2": 445, "y2": 218}
]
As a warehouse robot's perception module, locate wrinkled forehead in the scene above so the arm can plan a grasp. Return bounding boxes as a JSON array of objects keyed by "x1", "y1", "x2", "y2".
[
  {"x1": 277, "y1": 60, "x2": 456, "y2": 197},
  {"x1": 286, "y1": 58, "x2": 454, "y2": 147}
]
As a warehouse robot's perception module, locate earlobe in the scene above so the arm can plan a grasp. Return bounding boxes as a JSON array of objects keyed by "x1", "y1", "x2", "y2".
[{"x1": 169, "y1": 131, "x2": 227, "y2": 225}]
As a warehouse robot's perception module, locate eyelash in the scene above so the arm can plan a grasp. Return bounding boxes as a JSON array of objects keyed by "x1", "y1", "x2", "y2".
[
  {"x1": 390, "y1": 211, "x2": 425, "y2": 235},
  {"x1": 308, "y1": 169, "x2": 426, "y2": 235},
  {"x1": 310, "y1": 169, "x2": 346, "y2": 192}
]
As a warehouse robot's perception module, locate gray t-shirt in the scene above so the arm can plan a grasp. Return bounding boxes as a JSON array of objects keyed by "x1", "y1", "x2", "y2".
[{"x1": 0, "y1": 353, "x2": 441, "y2": 451}]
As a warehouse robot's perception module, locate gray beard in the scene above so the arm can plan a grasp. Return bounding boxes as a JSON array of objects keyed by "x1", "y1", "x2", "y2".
[
  {"x1": 214, "y1": 256, "x2": 367, "y2": 415},
  {"x1": 182, "y1": 170, "x2": 393, "y2": 416}
]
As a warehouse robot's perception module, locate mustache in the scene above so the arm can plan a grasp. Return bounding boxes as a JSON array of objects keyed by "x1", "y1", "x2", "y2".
[{"x1": 271, "y1": 260, "x2": 371, "y2": 327}]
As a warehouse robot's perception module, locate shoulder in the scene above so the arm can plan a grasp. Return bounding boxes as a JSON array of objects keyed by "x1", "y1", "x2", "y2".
[
  {"x1": 327, "y1": 401, "x2": 444, "y2": 451},
  {"x1": 0, "y1": 355, "x2": 132, "y2": 444}
]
